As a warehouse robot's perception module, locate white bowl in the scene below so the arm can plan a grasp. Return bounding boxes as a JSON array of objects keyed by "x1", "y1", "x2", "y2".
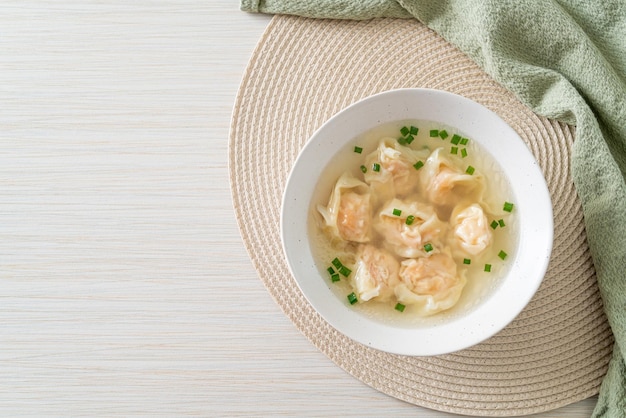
[{"x1": 281, "y1": 88, "x2": 553, "y2": 356}]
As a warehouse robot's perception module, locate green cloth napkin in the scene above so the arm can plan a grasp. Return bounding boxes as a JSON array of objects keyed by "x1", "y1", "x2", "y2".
[{"x1": 241, "y1": 1, "x2": 626, "y2": 416}]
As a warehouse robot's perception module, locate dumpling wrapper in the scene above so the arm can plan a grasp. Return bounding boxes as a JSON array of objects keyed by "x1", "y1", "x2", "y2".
[
  {"x1": 395, "y1": 253, "x2": 466, "y2": 316},
  {"x1": 352, "y1": 244, "x2": 400, "y2": 302},
  {"x1": 363, "y1": 138, "x2": 429, "y2": 202},
  {"x1": 317, "y1": 172, "x2": 372, "y2": 243},
  {"x1": 420, "y1": 148, "x2": 484, "y2": 208},
  {"x1": 374, "y1": 198, "x2": 447, "y2": 258},
  {"x1": 450, "y1": 203, "x2": 493, "y2": 256}
]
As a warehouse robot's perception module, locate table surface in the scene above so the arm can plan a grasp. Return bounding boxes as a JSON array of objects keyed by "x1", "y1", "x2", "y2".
[{"x1": 0, "y1": 2, "x2": 598, "y2": 416}]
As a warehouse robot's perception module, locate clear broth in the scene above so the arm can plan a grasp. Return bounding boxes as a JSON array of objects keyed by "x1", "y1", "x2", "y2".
[{"x1": 308, "y1": 120, "x2": 519, "y2": 328}]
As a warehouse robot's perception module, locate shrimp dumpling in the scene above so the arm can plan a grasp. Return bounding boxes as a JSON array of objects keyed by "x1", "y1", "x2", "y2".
[
  {"x1": 451, "y1": 203, "x2": 492, "y2": 256},
  {"x1": 352, "y1": 245, "x2": 400, "y2": 302},
  {"x1": 421, "y1": 148, "x2": 483, "y2": 207},
  {"x1": 317, "y1": 172, "x2": 371, "y2": 243},
  {"x1": 395, "y1": 253, "x2": 466, "y2": 315},
  {"x1": 374, "y1": 198, "x2": 446, "y2": 258},
  {"x1": 364, "y1": 138, "x2": 428, "y2": 201}
]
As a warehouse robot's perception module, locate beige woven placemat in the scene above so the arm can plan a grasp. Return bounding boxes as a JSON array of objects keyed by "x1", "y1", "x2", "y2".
[{"x1": 229, "y1": 16, "x2": 614, "y2": 416}]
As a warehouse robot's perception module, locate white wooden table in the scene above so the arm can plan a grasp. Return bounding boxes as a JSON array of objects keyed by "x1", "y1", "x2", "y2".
[{"x1": 0, "y1": 2, "x2": 597, "y2": 416}]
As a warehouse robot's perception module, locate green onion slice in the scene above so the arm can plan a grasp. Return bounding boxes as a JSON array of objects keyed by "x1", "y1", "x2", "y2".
[
  {"x1": 339, "y1": 265, "x2": 352, "y2": 277},
  {"x1": 490, "y1": 220, "x2": 499, "y2": 229},
  {"x1": 331, "y1": 258, "x2": 350, "y2": 277},
  {"x1": 484, "y1": 264, "x2": 492, "y2": 272},
  {"x1": 430, "y1": 129, "x2": 439, "y2": 137},
  {"x1": 397, "y1": 137, "x2": 407, "y2": 145},
  {"x1": 372, "y1": 163, "x2": 381, "y2": 172},
  {"x1": 400, "y1": 126, "x2": 410, "y2": 136},
  {"x1": 466, "y1": 166, "x2": 475, "y2": 175},
  {"x1": 360, "y1": 165, "x2": 367, "y2": 173},
  {"x1": 460, "y1": 137, "x2": 469, "y2": 145},
  {"x1": 392, "y1": 208, "x2": 402, "y2": 216},
  {"x1": 395, "y1": 303, "x2": 406, "y2": 312},
  {"x1": 347, "y1": 292, "x2": 358, "y2": 305},
  {"x1": 503, "y1": 201, "x2": 514, "y2": 212},
  {"x1": 498, "y1": 219, "x2": 506, "y2": 227},
  {"x1": 327, "y1": 267, "x2": 335, "y2": 275},
  {"x1": 463, "y1": 258, "x2": 471, "y2": 265},
  {"x1": 410, "y1": 126, "x2": 418, "y2": 135},
  {"x1": 451, "y1": 134, "x2": 461, "y2": 145},
  {"x1": 498, "y1": 250, "x2": 508, "y2": 260},
  {"x1": 331, "y1": 274, "x2": 340, "y2": 283},
  {"x1": 461, "y1": 148, "x2": 468, "y2": 158},
  {"x1": 424, "y1": 243, "x2": 433, "y2": 252},
  {"x1": 405, "y1": 134, "x2": 415, "y2": 144},
  {"x1": 354, "y1": 146, "x2": 363, "y2": 154},
  {"x1": 450, "y1": 146, "x2": 458, "y2": 155},
  {"x1": 413, "y1": 160, "x2": 424, "y2": 170},
  {"x1": 405, "y1": 215, "x2": 415, "y2": 225},
  {"x1": 439, "y1": 130, "x2": 449, "y2": 139}
]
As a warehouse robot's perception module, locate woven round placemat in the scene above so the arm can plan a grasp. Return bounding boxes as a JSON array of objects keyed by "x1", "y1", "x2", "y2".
[{"x1": 229, "y1": 16, "x2": 614, "y2": 416}]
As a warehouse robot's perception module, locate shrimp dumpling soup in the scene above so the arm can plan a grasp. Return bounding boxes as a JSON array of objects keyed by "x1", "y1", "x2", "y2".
[{"x1": 310, "y1": 120, "x2": 518, "y2": 326}]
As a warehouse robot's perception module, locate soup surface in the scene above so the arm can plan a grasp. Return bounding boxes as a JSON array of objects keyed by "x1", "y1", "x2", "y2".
[{"x1": 309, "y1": 120, "x2": 518, "y2": 326}]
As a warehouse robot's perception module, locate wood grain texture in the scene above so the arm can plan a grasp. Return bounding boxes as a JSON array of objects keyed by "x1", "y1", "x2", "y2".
[{"x1": 0, "y1": 1, "x2": 597, "y2": 416}]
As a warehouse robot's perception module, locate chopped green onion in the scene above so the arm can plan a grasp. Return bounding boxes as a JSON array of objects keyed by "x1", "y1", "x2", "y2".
[
  {"x1": 328, "y1": 267, "x2": 340, "y2": 282},
  {"x1": 451, "y1": 134, "x2": 461, "y2": 145},
  {"x1": 450, "y1": 146, "x2": 458, "y2": 155},
  {"x1": 460, "y1": 137, "x2": 469, "y2": 145},
  {"x1": 410, "y1": 126, "x2": 418, "y2": 135},
  {"x1": 484, "y1": 264, "x2": 492, "y2": 272},
  {"x1": 332, "y1": 258, "x2": 342, "y2": 269},
  {"x1": 347, "y1": 292, "x2": 358, "y2": 305},
  {"x1": 400, "y1": 126, "x2": 410, "y2": 136},
  {"x1": 503, "y1": 202, "x2": 514, "y2": 212},
  {"x1": 466, "y1": 166, "x2": 475, "y2": 175},
  {"x1": 339, "y1": 265, "x2": 352, "y2": 277},
  {"x1": 498, "y1": 250, "x2": 508, "y2": 260},
  {"x1": 354, "y1": 146, "x2": 363, "y2": 154},
  {"x1": 405, "y1": 215, "x2": 415, "y2": 225},
  {"x1": 360, "y1": 165, "x2": 367, "y2": 173},
  {"x1": 424, "y1": 243, "x2": 434, "y2": 252},
  {"x1": 395, "y1": 303, "x2": 406, "y2": 312},
  {"x1": 397, "y1": 136, "x2": 407, "y2": 146},
  {"x1": 439, "y1": 130, "x2": 449, "y2": 139},
  {"x1": 498, "y1": 219, "x2": 506, "y2": 227},
  {"x1": 461, "y1": 148, "x2": 468, "y2": 158},
  {"x1": 372, "y1": 163, "x2": 381, "y2": 172},
  {"x1": 392, "y1": 208, "x2": 402, "y2": 216},
  {"x1": 430, "y1": 129, "x2": 439, "y2": 137},
  {"x1": 413, "y1": 160, "x2": 424, "y2": 170},
  {"x1": 405, "y1": 134, "x2": 415, "y2": 144},
  {"x1": 463, "y1": 258, "x2": 471, "y2": 265},
  {"x1": 331, "y1": 258, "x2": 350, "y2": 277},
  {"x1": 490, "y1": 220, "x2": 499, "y2": 230}
]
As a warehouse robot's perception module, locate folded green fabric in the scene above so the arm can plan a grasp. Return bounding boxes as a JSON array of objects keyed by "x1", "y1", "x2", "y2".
[{"x1": 241, "y1": 1, "x2": 626, "y2": 416}]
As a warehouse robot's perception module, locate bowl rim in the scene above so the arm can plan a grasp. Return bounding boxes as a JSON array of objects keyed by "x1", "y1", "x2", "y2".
[{"x1": 280, "y1": 88, "x2": 553, "y2": 356}]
